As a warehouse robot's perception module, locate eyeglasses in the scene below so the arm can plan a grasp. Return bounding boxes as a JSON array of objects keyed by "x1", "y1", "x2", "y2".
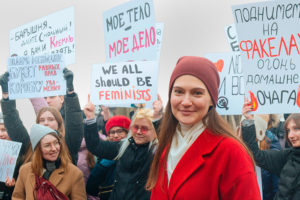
[
  {"x1": 109, "y1": 128, "x2": 126, "y2": 135},
  {"x1": 41, "y1": 140, "x2": 60, "y2": 151},
  {"x1": 131, "y1": 125, "x2": 151, "y2": 134}
]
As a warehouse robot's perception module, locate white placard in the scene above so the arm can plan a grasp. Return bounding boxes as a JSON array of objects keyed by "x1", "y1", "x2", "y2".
[
  {"x1": 0, "y1": 140, "x2": 22, "y2": 182},
  {"x1": 7, "y1": 54, "x2": 66, "y2": 99},
  {"x1": 10, "y1": 7, "x2": 75, "y2": 65},
  {"x1": 232, "y1": 0, "x2": 300, "y2": 114}
]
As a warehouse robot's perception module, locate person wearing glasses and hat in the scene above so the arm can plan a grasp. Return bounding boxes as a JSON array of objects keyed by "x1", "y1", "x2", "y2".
[
  {"x1": 86, "y1": 115, "x2": 131, "y2": 200},
  {"x1": 84, "y1": 98, "x2": 158, "y2": 200}
]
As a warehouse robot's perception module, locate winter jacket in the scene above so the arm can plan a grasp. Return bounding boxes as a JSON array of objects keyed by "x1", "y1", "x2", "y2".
[
  {"x1": 151, "y1": 129, "x2": 261, "y2": 200},
  {"x1": 86, "y1": 159, "x2": 116, "y2": 200},
  {"x1": 12, "y1": 162, "x2": 86, "y2": 200},
  {"x1": 1, "y1": 93, "x2": 84, "y2": 164},
  {"x1": 84, "y1": 122, "x2": 154, "y2": 200},
  {"x1": 242, "y1": 120, "x2": 300, "y2": 200},
  {"x1": 261, "y1": 130, "x2": 281, "y2": 200},
  {"x1": 77, "y1": 138, "x2": 99, "y2": 200}
]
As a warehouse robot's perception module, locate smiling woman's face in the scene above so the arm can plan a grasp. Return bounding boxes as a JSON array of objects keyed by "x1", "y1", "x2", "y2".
[
  {"x1": 131, "y1": 118, "x2": 156, "y2": 145},
  {"x1": 170, "y1": 75, "x2": 212, "y2": 126},
  {"x1": 40, "y1": 134, "x2": 60, "y2": 162},
  {"x1": 287, "y1": 119, "x2": 300, "y2": 148}
]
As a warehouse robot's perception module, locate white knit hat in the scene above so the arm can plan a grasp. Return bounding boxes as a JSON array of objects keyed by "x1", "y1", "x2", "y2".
[{"x1": 30, "y1": 124, "x2": 57, "y2": 150}]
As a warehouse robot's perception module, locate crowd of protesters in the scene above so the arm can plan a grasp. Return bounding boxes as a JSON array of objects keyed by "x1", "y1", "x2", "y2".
[{"x1": 0, "y1": 56, "x2": 299, "y2": 200}]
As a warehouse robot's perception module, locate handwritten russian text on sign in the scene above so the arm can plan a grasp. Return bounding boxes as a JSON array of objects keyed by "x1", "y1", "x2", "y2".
[
  {"x1": 90, "y1": 61, "x2": 158, "y2": 106},
  {"x1": 10, "y1": 7, "x2": 75, "y2": 65},
  {"x1": 7, "y1": 54, "x2": 66, "y2": 99},
  {"x1": 0, "y1": 140, "x2": 21, "y2": 182},
  {"x1": 232, "y1": 0, "x2": 300, "y2": 114},
  {"x1": 224, "y1": 24, "x2": 239, "y2": 52},
  {"x1": 205, "y1": 52, "x2": 244, "y2": 115},
  {"x1": 103, "y1": 0, "x2": 156, "y2": 62}
]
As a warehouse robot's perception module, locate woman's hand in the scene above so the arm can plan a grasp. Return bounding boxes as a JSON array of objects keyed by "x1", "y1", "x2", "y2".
[
  {"x1": 101, "y1": 105, "x2": 110, "y2": 121},
  {"x1": 63, "y1": 68, "x2": 74, "y2": 93},
  {"x1": 5, "y1": 177, "x2": 15, "y2": 187},
  {"x1": 242, "y1": 96, "x2": 254, "y2": 120},
  {"x1": 153, "y1": 94, "x2": 163, "y2": 120},
  {"x1": 84, "y1": 95, "x2": 96, "y2": 120},
  {"x1": 0, "y1": 72, "x2": 9, "y2": 99}
]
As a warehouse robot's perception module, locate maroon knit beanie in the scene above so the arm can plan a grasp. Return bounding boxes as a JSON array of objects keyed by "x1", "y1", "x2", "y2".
[
  {"x1": 169, "y1": 56, "x2": 220, "y2": 107},
  {"x1": 105, "y1": 115, "x2": 131, "y2": 134}
]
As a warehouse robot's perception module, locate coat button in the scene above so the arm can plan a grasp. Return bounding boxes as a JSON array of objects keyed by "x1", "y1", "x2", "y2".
[{"x1": 136, "y1": 181, "x2": 139, "y2": 184}]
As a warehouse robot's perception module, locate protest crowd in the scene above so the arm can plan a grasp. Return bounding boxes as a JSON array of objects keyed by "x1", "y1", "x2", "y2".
[{"x1": 1, "y1": 0, "x2": 300, "y2": 200}]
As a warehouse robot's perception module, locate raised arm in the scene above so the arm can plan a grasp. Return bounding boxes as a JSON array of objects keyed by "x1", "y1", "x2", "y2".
[
  {"x1": 62, "y1": 68, "x2": 84, "y2": 164},
  {"x1": 84, "y1": 96, "x2": 120, "y2": 159},
  {"x1": 152, "y1": 93, "x2": 163, "y2": 133},
  {"x1": 241, "y1": 98, "x2": 289, "y2": 176},
  {"x1": 0, "y1": 72, "x2": 30, "y2": 156}
]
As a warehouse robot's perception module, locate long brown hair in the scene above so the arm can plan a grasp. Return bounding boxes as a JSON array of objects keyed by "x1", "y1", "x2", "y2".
[
  {"x1": 31, "y1": 133, "x2": 71, "y2": 176},
  {"x1": 36, "y1": 107, "x2": 65, "y2": 137},
  {"x1": 24, "y1": 107, "x2": 67, "y2": 163},
  {"x1": 284, "y1": 113, "x2": 300, "y2": 147},
  {"x1": 146, "y1": 100, "x2": 255, "y2": 190}
]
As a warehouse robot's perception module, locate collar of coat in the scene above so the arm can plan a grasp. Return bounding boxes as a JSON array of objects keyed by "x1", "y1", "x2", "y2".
[
  {"x1": 162, "y1": 128, "x2": 226, "y2": 198},
  {"x1": 27, "y1": 162, "x2": 66, "y2": 189}
]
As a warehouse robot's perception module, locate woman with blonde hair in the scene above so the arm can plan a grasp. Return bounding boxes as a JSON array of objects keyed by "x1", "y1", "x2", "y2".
[
  {"x1": 147, "y1": 56, "x2": 260, "y2": 200},
  {"x1": 84, "y1": 99, "x2": 158, "y2": 200},
  {"x1": 13, "y1": 124, "x2": 86, "y2": 200}
]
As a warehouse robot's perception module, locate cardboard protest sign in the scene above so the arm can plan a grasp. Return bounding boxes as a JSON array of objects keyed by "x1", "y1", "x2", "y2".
[
  {"x1": 10, "y1": 7, "x2": 75, "y2": 65},
  {"x1": 205, "y1": 52, "x2": 244, "y2": 115},
  {"x1": 7, "y1": 54, "x2": 66, "y2": 99},
  {"x1": 224, "y1": 24, "x2": 239, "y2": 52},
  {"x1": 103, "y1": 0, "x2": 156, "y2": 62},
  {"x1": 155, "y1": 23, "x2": 164, "y2": 60},
  {"x1": 232, "y1": 0, "x2": 300, "y2": 114},
  {"x1": 0, "y1": 140, "x2": 21, "y2": 182},
  {"x1": 144, "y1": 22, "x2": 164, "y2": 108},
  {"x1": 90, "y1": 61, "x2": 158, "y2": 106},
  {"x1": 111, "y1": 23, "x2": 164, "y2": 108}
]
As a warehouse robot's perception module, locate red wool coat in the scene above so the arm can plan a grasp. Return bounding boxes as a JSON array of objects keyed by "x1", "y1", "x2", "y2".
[{"x1": 151, "y1": 129, "x2": 261, "y2": 200}]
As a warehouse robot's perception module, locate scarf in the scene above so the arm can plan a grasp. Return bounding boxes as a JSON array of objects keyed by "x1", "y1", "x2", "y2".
[
  {"x1": 42, "y1": 159, "x2": 61, "y2": 180},
  {"x1": 275, "y1": 148, "x2": 300, "y2": 200},
  {"x1": 167, "y1": 121, "x2": 205, "y2": 182}
]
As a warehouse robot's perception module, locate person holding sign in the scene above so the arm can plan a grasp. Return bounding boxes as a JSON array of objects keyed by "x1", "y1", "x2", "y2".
[
  {"x1": 86, "y1": 115, "x2": 131, "y2": 200},
  {"x1": 147, "y1": 56, "x2": 260, "y2": 199},
  {"x1": 242, "y1": 101, "x2": 300, "y2": 199},
  {"x1": 0, "y1": 113, "x2": 16, "y2": 200},
  {"x1": 0, "y1": 69, "x2": 84, "y2": 164},
  {"x1": 12, "y1": 124, "x2": 86, "y2": 200},
  {"x1": 84, "y1": 98, "x2": 158, "y2": 200}
]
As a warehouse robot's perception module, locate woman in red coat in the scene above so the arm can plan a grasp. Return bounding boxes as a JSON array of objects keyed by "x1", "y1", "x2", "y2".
[{"x1": 146, "y1": 56, "x2": 261, "y2": 200}]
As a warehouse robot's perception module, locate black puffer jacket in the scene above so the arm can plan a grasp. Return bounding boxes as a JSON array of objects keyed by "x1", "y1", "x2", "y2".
[
  {"x1": 242, "y1": 120, "x2": 300, "y2": 200},
  {"x1": 84, "y1": 122, "x2": 154, "y2": 200}
]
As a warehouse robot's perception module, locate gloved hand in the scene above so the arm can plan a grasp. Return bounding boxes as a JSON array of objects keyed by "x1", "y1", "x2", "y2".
[
  {"x1": 0, "y1": 72, "x2": 9, "y2": 93},
  {"x1": 63, "y1": 68, "x2": 74, "y2": 92}
]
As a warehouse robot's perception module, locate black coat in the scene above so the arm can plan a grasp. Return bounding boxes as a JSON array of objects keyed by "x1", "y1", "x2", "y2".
[
  {"x1": 242, "y1": 121, "x2": 300, "y2": 200},
  {"x1": 84, "y1": 122, "x2": 154, "y2": 200}
]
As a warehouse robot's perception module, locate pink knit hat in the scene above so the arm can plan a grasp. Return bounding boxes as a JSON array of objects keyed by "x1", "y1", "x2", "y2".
[{"x1": 169, "y1": 56, "x2": 220, "y2": 107}]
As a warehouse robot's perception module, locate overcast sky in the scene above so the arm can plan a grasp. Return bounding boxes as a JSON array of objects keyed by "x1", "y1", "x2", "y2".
[{"x1": 0, "y1": 0, "x2": 262, "y2": 129}]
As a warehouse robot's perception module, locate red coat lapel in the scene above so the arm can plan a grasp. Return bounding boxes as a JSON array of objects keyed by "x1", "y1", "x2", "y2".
[{"x1": 168, "y1": 129, "x2": 225, "y2": 199}]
